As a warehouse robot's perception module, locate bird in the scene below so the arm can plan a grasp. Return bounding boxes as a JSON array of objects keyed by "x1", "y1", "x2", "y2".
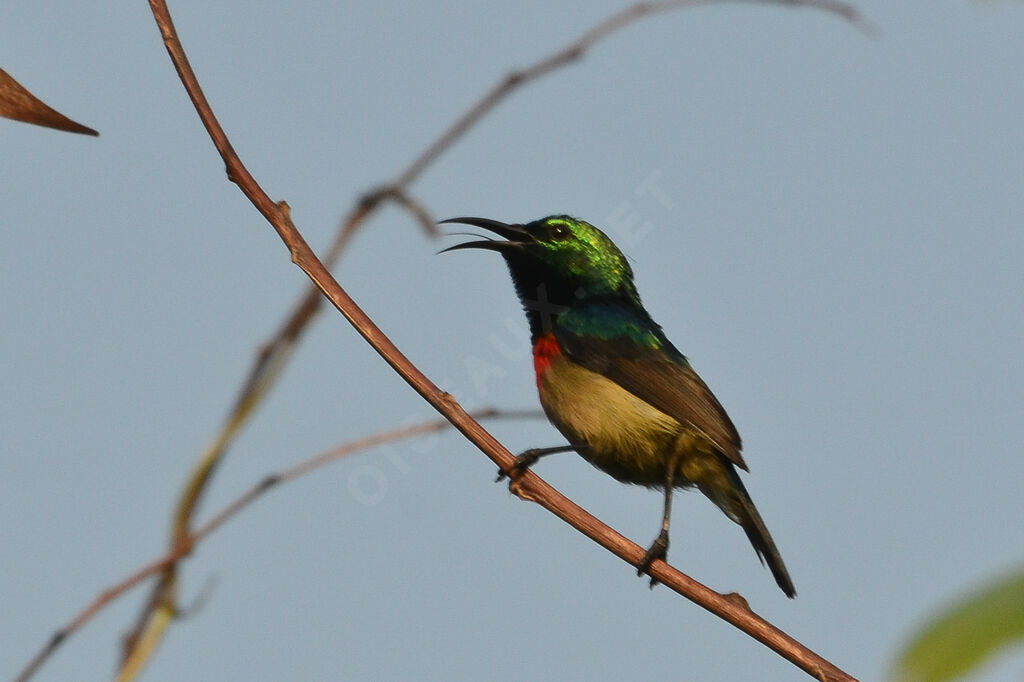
[{"x1": 441, "y1": 215, "x2": 795, "y2": 597}]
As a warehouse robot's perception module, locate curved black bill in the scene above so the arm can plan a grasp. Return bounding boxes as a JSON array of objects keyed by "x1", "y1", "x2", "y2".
[{"x1": 438, "y1": 217, "x2": 530, "y2": 253}]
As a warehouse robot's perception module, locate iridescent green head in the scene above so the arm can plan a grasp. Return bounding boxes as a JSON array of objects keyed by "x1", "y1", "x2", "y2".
[
  {"x1": 442, "y1": 215, "x2": 643, "y2": 340},
  {"x1": 441, "y1": 215, "x2": 638, "y2": 300}
]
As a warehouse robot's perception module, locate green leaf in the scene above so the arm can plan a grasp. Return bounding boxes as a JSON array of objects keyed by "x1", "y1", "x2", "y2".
[{"x1": 891, "y1": 567, "x2": 1024, "y2": 682}]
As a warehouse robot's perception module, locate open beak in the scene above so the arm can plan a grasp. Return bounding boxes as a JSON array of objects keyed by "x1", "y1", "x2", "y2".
[{"x1": 438, "y1": 217, "x2": 530, "y2": 253}]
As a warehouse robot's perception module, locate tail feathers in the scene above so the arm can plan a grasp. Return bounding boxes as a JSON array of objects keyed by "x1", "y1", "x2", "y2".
[
  {"x1": 718, "y1": 465, "x2": 797, "y2": 598},
  {"x1": 738, "y1": 498, "x2": 796, "y2": 598}
]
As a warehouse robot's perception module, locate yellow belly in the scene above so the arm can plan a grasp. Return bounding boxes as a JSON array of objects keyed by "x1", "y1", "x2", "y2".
[{"x1": 537, "y1": 355, "x2": 688, "y2": 486}]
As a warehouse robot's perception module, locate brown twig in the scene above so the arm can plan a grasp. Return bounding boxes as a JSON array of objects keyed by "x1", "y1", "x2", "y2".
[
  {"x1": 395, "y1": 0, "x2": 870, "y2": 188},
  {"x1": 13, "y1": 409, "x2": 536, "y2": 682},
  {"x1": 119, "y1": 0, "x2": 869, "y2": 666},
  {"x1": 17, "y1": 1, "x2": 865, "y2": 680},
  {"x1": 130, "y1": 1, "x2": 863, "y2": 681}
]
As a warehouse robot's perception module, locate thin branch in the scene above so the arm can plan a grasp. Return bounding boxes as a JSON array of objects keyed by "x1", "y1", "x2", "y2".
[
  {"x1": 395, "y1": 0, "x2": 870, "y2": 187},
  {"x1": 117, "y1": 0, "x2": 868, "y2": 665},
  {"x1": 127, "y1": 1, "x2": 863, "y2": 681},
  {"x1": 114, "y1": 52, "x2": 441, "y2": 682},
  {"x1": 16, "y1": 1, "x2": 867, "y2": 680},
  {"x1": 13, "y1": 409, "x2": 535, "y2": 682}
]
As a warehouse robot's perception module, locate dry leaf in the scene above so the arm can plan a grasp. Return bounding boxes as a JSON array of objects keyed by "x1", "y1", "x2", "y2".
[{"x1": 0, "y1": 67, "x2": 98, "y2": 136}]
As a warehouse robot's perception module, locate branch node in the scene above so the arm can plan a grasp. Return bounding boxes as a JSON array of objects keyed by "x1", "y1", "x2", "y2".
[
  {"x1": 225, "y1": 161, "x2": 242, "y2": 185},
  {"x1": 257, "y1": 473, "x2": 281, "y2": 492},
  {"x1": 723, "y1": 591, "x2": 751, "y2": 611},
  {"x1": 173, "y1": 535, "x2": 196, "y2": 560},
  {"x1": 358, "y1": 186, "x2": 387, "y2": 211},
  {"x1": 48, "y1": 630, "x2": 67, "y2": 649}
]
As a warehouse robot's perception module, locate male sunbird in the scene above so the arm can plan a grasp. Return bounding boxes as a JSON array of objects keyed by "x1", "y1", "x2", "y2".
[{"x1": 442, "y1": 215, "x2": 795, "y2": 597}]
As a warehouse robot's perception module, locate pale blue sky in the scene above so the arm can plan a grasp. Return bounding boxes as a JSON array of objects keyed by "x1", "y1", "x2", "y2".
[{"x1": 3, "y1": 2, "x2": 1023, "y2": 680}]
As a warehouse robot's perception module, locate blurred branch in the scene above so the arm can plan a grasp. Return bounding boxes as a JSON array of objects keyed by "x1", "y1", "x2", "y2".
[
  {"x1": 119, "y1": 1, "x2": 865, "y2": 681},
  {"x1": 114, "y1": 69, "x2": 441, "y2": 682},
  {"x1": 15, "y1": 0, "x2": 866, "y2": 680},
  {"x1": 13, "y1": 409, "x2": 536, "y2": 682},
  {"x1": 395, "y1": 0, "x2": 871, "y2": 188},
  {"x1": 118, "y1": 0, "x2": 868, "y2": 674}
]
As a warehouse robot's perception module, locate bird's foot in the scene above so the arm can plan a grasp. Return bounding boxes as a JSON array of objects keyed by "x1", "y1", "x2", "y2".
[
  {"x1": 495, "y1": 449, "x2": 544, "y2": 482},
  {"x1": 637, "y1": 530, "x2": 669, "y2": 588}
]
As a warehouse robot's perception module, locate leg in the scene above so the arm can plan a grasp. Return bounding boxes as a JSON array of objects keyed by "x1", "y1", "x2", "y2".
[
  {"x1": 496, "y1": 445, "x2": 576, "y2": 482},
  {"x1": 638, "y1": 456, "x2": 679, "y2": 586}
]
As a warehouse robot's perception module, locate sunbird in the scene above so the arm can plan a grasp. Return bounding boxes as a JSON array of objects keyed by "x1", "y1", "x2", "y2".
[{"x1": 442, "y1": 215, "x2": 795, "y2": 597}]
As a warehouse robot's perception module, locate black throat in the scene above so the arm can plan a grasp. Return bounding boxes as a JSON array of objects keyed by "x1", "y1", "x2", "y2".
[{"x1": 501, "y1": 259, "x2": 582, "y2": 342}]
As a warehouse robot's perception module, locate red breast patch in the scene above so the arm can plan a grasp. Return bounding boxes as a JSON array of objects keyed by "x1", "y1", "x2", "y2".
[{"x1": 532, "y1": 332, "x2": 562, "y2": 379}]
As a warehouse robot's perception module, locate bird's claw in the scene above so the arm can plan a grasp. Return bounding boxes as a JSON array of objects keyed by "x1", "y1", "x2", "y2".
[
  {"x1": 495, "y1": 449, "x2": 543, "y2": 482},
  {"x1": 637, "y1": 531, "x2": 670, "y2": 588}
]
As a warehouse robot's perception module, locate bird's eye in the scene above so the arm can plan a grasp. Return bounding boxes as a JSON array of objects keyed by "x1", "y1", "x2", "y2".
[{"x1": 548, "y1": 223, "x2": 571, "y2": 241}]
